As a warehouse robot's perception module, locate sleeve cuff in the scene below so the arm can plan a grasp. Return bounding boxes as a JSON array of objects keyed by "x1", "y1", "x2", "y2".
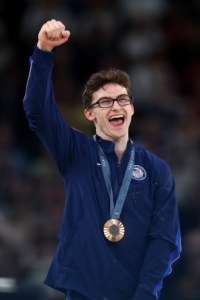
[
  {"x1": 30, "y1": 46, "x2": 55, "y2": 67},
  {"x1": 132, "y1": 289, "x2": 157, "y2": 300}
]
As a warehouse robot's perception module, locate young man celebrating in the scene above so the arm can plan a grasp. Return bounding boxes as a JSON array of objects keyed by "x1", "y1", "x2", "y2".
[{"x1": 23, "y1": 19, "x2": 181, "y2": 300}]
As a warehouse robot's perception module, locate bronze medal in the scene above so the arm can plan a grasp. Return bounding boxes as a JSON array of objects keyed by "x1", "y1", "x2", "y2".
[{"x1": 103, "y1": 219, "x2": 125, "y2": 242}]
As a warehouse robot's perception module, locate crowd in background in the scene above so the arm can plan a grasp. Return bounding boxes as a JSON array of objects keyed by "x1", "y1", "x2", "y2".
[{"x1": 0, "y1": 0, "x2": 200, "y2": 299}]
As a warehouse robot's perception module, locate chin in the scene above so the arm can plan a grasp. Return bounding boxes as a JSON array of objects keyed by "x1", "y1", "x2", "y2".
[{"x1": 110, "y1": 132, "x2": 126, "y2": 140}]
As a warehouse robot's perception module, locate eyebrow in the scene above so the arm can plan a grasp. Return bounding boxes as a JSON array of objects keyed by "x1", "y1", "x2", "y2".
[{"x1": 94, "y1": 93, "x2": 129, "y2": 101}]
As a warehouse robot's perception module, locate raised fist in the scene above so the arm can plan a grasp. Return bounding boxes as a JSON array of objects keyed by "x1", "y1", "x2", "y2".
[{"x1": 37, "y1": 19, "x2": 70, "y2": 52}]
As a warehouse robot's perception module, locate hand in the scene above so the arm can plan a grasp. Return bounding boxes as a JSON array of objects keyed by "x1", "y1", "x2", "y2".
[{"x1": 37, "y1": 19, "x2": 70, "y2": 52}]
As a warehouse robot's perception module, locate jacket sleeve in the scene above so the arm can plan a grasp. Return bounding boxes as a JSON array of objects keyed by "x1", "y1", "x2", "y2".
[
  {"x1": 23, "y1": 46, "x2": 86, "y2": 177},
  {"x1": 132, "y1": 160, "x2": 182, "y2": 300}
]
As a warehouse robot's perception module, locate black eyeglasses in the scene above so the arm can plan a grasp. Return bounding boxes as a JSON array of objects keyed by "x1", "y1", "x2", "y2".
[{"x1": 87, "y1": 94, "x2": 133, "y2": 109}]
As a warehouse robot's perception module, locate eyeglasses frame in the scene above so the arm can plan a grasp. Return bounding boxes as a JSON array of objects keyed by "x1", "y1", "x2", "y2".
[{"x1": 87, "y1": 94, "x2": 133, "y2": 109}]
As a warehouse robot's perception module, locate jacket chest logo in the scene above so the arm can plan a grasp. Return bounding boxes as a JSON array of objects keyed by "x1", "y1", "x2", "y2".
[{"x1": 132, "y1": 165, "x2": 147, "y2": 181}]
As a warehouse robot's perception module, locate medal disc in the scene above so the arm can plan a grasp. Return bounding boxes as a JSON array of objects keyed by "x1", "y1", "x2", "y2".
[{"x1": 103, "y1": 219, "x2": 125, "y2": 242}]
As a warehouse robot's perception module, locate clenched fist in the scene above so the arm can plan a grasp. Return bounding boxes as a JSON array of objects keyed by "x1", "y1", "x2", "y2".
[{"x1": 37, "y1": 19, "x2": 70, "y2": 52}]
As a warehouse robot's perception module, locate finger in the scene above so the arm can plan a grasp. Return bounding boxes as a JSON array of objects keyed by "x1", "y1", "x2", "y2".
[
  {"x1": 47, "y1": 19, "x2": 65, "y2": 40},
  {"x1": 49, "y1": 19, "x2": 65, "y2": 39},
  {"x1": 45, "y1": 20, "x2": 58, "y2": 40}
]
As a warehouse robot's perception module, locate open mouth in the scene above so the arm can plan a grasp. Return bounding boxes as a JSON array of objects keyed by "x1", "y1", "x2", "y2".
[{"x1": 109, "y1": 115, "x2": 125, "y2": 126}]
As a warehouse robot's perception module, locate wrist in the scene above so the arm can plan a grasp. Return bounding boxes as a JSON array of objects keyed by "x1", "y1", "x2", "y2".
[{"x1": 37, "y1": 41, "x2": 54, "y2": 52}]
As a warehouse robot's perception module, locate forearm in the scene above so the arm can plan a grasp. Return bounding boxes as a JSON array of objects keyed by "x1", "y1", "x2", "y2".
[
  {"x1": 23, "y1": 46, "x2": 55, "y2": 122},
  {"x1": 23, "y1": 47, "x2": 72, "y2": 175}
]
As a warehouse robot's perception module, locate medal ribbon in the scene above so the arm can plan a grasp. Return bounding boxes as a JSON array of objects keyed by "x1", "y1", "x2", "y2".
[{"x1": 94, "y1": 136, "x2": 135, "y2": 220}]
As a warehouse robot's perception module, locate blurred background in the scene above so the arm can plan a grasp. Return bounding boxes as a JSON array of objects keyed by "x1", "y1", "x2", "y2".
[{"x1": 0, "y1": 0, "x2": 200, "y2": 299}]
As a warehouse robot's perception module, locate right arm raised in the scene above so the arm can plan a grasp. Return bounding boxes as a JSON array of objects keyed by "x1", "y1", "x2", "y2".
[{"x1": 23, "y1": 20, "x2": 86, "y2": 177}]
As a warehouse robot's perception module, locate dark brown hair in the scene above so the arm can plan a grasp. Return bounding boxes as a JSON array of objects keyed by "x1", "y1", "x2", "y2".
[{"x1": 82, "y1": 68, "x2": 131, "y2": 108}]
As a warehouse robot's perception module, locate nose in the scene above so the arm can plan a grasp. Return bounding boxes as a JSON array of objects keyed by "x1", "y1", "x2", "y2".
[{"x1": 111, "y1": 99, "x2": 121, "y2": 109}]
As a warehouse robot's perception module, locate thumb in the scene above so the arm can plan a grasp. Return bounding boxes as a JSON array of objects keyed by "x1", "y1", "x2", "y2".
[
  {"x1": 61, "y1": 30, "x2": 71, "y2": 39},
  {"x1": 61, "y1": 30, "x2": 71, "y2": 42}
]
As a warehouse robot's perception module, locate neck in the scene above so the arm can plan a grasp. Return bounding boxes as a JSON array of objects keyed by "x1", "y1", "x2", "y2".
[
  {"x1": 114, "y1": 137, "x2": 128, "y2": 160},
  {"x1": 95, "y1": 131, "x2": 129, "y2": 160}
]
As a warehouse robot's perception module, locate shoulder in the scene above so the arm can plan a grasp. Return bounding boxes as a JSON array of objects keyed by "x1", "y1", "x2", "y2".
[{"x1": 134, "y1": 142, "x2": 172, "y2": 180}]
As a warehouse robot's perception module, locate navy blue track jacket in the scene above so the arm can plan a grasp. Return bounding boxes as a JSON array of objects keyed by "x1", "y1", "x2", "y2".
[{"x1": 23, "y1": 47, "x2": 181, "y2": 300}]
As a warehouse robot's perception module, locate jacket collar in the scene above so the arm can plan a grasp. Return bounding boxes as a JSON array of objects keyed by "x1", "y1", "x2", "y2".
[{"x1": 95, "y1": 134, "x2": 132, "y2": 155}]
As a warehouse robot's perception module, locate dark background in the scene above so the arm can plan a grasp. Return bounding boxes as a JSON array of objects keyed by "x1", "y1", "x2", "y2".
[{"x1": 0, "y1": 0, "x2": 200, "y2": 299}]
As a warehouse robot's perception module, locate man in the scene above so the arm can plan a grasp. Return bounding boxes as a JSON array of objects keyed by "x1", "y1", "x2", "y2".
[{"x1": 23, "y1": 19, "x2": 181, "y2": 300}]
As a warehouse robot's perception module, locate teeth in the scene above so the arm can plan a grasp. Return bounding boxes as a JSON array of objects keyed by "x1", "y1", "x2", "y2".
[{"x1": 109, "y1": 115, "x2": 124, "y2": 120}]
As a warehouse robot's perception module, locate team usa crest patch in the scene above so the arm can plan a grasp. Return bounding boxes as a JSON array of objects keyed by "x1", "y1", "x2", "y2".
[{"x1": 132, "y1": 165, "x2": 147, "y2": 180}]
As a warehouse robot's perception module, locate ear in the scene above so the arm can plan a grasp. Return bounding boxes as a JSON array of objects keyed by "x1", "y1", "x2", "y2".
[{"x1": 84, "y1": 108, "x2": 96, "y2": 121}]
